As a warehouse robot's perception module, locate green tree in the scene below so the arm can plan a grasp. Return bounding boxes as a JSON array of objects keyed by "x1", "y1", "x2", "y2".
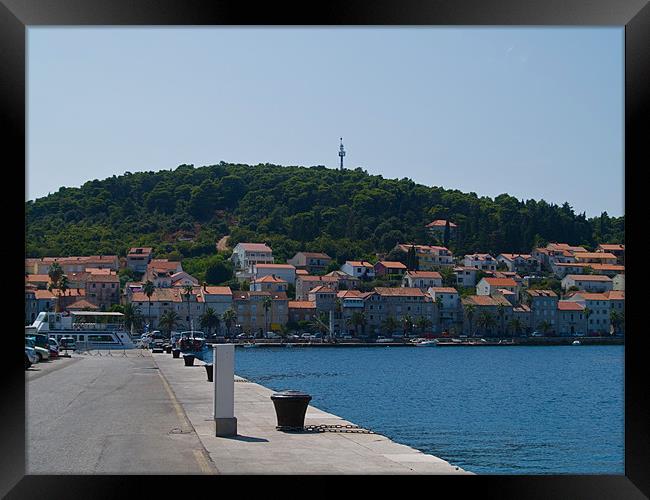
[
  {"x1": 142, "y1": 280, "x2": 155, "y2": 330},
  {"x1": 47, "y1": 262, "x2": 64, "y2": 312},
  {"x1": 159, "y1": 310, "x2": 180, "y2": 337},
  {"x1": 182, "y1": 285, "x2": 194, "y2": 329},
  {"x1": 477, "y1": 311, "x2": 496, "y2": 337},
  {"x1": 199, "y1": 307, "x2": 221, "y2": 338},
  {"x1": 262, "y1": 296, "x2": 273, "y2": 334},
  {"x1": 222, "y1": 309, "x2": 237, "y2": 338},
  {"x1": 464, "y1": 303, "x2": 476, "y2": 337}
]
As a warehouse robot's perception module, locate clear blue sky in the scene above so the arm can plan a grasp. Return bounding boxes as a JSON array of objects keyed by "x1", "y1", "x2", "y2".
[{"x1": 27, "y1": 27, "x2": 624, "y2": 217}]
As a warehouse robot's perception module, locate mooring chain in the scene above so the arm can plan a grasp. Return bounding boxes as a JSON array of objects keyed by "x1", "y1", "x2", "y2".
[{"x1": 279, "y1": 424, "x2": 375, "y2": 434}]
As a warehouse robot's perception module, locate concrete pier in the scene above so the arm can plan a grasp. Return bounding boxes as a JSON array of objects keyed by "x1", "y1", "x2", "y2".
[
  {"x1": 26, "y1": 349, "x2": 470, "y2": 474},
  {"x1": 153, "y1": 352, "x2": 471, "y2": 474}
]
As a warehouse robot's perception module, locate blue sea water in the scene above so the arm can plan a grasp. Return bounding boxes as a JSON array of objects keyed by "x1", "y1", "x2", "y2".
[{"x1": 205, "y1": 345, "x2": 624, "y2": 474}]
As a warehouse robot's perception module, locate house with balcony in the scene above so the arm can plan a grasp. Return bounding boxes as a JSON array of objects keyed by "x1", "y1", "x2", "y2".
[
  {"x1": 126, "y1": 247, "x2": 153, "y2": 273},
  {"x1": 374, "y1": 261, "x2": 407, "y2": 278},
  {"x1": 402, "y1": 271, "x2": 443, "y2": 290},
  {"x1": 463, "y1": 253, "x2": 497, "y2": 271},
  {"x1": 394, "y1": 244, "x2": 454, "y2": 270},
  {"x1": 496, "y1": 253, "x2": 540, "y2": 274},
  {"x1": 596, "y1": 244, "x2": 625, "y2": 265},
  {"x1": 341, "y1": 261, "x2": 375, "y2": 280},
  {"x1": 231, "y1": 242, "x2": 274, "y2": 272}
]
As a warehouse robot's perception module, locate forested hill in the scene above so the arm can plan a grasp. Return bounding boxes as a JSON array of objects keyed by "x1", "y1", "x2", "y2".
[{"x1": 25, "y1": 162, "x2": 624, "y2": 263}]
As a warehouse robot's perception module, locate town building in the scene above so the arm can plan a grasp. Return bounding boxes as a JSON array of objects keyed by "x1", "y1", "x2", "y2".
[
  {"x1": 496, "y1": 253, "x2": 540, "y2": 274},
  {"x1": 287, "y1": 252, "x2": 332, "y2": 275},
  {"x1": 453, "y1": 266, "x2": 479, "y2": 288},
  {"x1": 463, "y1": 253, "x2": 497, "y2": 271},
  {"x1": 557, "y1": 301, "x2": 587, "y2": 336},
  {"x1": 340, "y1": 261, "x2": 375, "y2": 279},
  {"x1": 572, "y1": 252, "x2": 618, "y2": 266},
  {"x1": 394, "y1": 244, "x2": 454, "y2": 270},
  {"x1": 288, "y1": 301, "x2": 317, "y2": 325},
  {"x1": 427, "y1": 287, "x2": 461, "y2": 332},
  {"x1": 596, "y1": 244, "x2": 625, "y2": 265},
  {"x1": 323, "y1": 270, "x2": 360, "y2": 290},
  {"x1": 461, "y1": 295, "x2": 513, "y2": 337},
  {"x1": 402, "y1": 271, "x2": 443, "y2": 290},
  {"x1": 364, "y1": 287, "x2": 436, "y2": 336},
  {"x1": 565, "y1": 292, "x2": 613, "y2": 335},
  {"x1": 476, "y1": 277, "x2": 519, "y2": 300},
  {"x1": 126, "y1": 247, "x2": 153, "y2": 273},
  {"x1": 526, "y1": 290, "x2": 559, "y2": 335},
  {"x1": 295, "y1": 275, "x2": 340, "y2": 300},
  {"x1": 231, "y1": 242, "x2": 274, "y2": 271},
  {"x1": 250, "y1": 274, "x2": 288, "y2": 293},
  {"x1": 425, "y1": 219, "x2": 457, "y2": 241},
  {"x1": 84, "y1": 272, "x2": 120, "y2": 310},
  {"x1": 374, "y1": 261, "x2": 407, "y2": 277},
  {"x1": 25, "y1": 255, "x2": 120, "y2": 275},
  {"x1": 170, "y1": 271, "x2": 199, "y2": 287},
  {"x1": 613, "y1": 274, "x2": 625, "y2": 291},
  {"x1": 252, "y1": 263, "x2": 297, "y2": 285},
  {"x1": 232, "y1": 291, "x2": 288, "y2": 335},
  {"x1": 561, "y1": 274, "x2": 613, "y2": 293}
]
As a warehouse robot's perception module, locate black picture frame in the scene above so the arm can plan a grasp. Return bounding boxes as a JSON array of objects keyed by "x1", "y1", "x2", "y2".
[{"x1": 3, "y1": 0, "x2": 648, "y2": 497}]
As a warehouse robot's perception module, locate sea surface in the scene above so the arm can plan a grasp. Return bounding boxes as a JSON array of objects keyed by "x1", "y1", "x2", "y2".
[{"x1": 204, "y1": 345, "x2": 624, "y2": 474}]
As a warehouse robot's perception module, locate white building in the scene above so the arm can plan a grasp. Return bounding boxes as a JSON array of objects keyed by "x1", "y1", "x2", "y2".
[
  {"x1": 561, "y1": 274, "x2": 613, "y2": 293},
  {"x1": 231, "y1": 242, "x2": 274, "y2": 271},
  {"x1": 252, "y1": 263, "x2": 296, "y2": 285},
  {"x1": 463, "y1": 253, "x2": 497, "y2": 271},
  {"x1": 402, "y1": 271, "x2": 443, "y2": 289},
  {"x1": 341, "y1": 261, "x2": 375, "y2": 279}
]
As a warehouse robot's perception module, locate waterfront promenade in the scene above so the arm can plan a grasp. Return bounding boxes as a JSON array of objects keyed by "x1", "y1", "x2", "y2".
[{"x1": 26, "y1": 350, "x2": 469, "y2": 474}]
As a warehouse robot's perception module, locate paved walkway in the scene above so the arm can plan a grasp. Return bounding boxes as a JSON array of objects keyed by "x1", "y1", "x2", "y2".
[
  {"x1": 154, "y1": 352, "x2": 471, "y2": 474},
  {"x1": 27, "y1": 351, "x2": 216, "y2": 474}
]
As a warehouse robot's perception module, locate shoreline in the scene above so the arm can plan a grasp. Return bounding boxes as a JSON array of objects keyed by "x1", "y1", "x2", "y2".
[{"x1": 213, "y1": 337, "x2": 624, "y2": 348}]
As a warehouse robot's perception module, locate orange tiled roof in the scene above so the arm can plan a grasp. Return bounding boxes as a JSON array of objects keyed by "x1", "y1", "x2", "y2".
[
  {"x1": 565, "y1": 274, "x2": 612, "y2": 282},
  {"x1": 254, "y1": 263, "x2": 295, "y2": 269},
  {"x1": 429, "y1": 287, "x2": 459, "y2": 294},
  {"x1": 374, "y1": 287, "x2": 425, "y2": 297},
  {"x1": 288, "y1": 301, "x2": 317, "y2": 309},
  {"x1": 425, "y1": 219, "x2": 457, "y2": 228},
  {"x1": 376, "y1": 261, "x2": 407, "y2": 269},
  {"x1": 483, "y1": 278, "x2": 517, "y2": 287},
  {"x1": 67, "y1": 299, "x2": 99, "y2": 310},
  {"x1": 237, "y1": 242, "x2": 272, "y2": 252},
  {"x1": 558, "y1": 301, "x2": 585, "y2": 311},
  {"x1": 406, "y1": 271, "x2": 442, "y2": 279}
]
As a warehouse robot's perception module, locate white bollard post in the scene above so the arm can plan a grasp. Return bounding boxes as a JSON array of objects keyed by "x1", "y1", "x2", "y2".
[{"x1": 213, "y1": 344, "x2": 237, "y2": 436}]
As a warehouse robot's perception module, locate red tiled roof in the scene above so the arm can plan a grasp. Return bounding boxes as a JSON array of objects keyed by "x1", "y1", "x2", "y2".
[
  {"x1": 374, "y1": 287, "x2": 425, "y2": 297},
  {"x1": 237, "y1": 242, "x2": 272, "y2": 252},
  {"x1": 483, "y1": 278, "x2": 517, "y2": 287},
  {"x1": 429, "y1": 287, "x2": 459, "y2": 294},
  {"x1": 598, "y1": 244, "x2": 624, "y2": 251},
  {"x1": 288, "y1": 301, "x2": 316, "y2": 309},
  {"x1": 565, "y1": 274, "x2": 612, "y2": 282},
  {"x1": 67, "y1": 299, "x2": 99, "y2": 310},
  {"x1": 573, "y1": 252, "x2": 618, "y2": 260},
  {"x1": 406, "y1": 271, "x2": 442, "y2": 279},
  {"x1": 254, "y1": 275, "x2": 287, "y2": 283},
  {"x1": 498, "y1": 253, "x2": 532, "y2": 260},
  {"x1": 605, "y1": 291, "x2": 625, "y2": 300},
  {"x1": 376, "y1": 261, "x2": 407, "y2": 269},
  {"x1": 254, "y1": 263, "x2": 295, "y2": 269},
  {"x1": 309, "y1": 286, "x2": 336, "y2": 294},
  {"x1": 202, "y1": 286, "x2": 232, "y2": 295},
  {"x1": 297, "y1": 252, "x2": 331, "y2": 259},
  {"x1": 527, "y1": 289, "x2": 557, "y2": 297},
  {"x1": 346, "y1": 260, "x2": 373, "y2": 268},
  {"x1": 425, "y1": 219, "x2": 457, "y2": 228},
  {"x1": 558, "y1": 301, "x2": 585, "y2": 311}
]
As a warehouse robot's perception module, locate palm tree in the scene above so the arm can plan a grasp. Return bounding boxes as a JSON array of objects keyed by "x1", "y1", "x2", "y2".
[
  {"x1": 381, "y1": 315, "x2": 398, "y2": 336},
  {"x1": 508, "y1": 317, "x2": 523, "y2": 338},
  {"x1": 435, "y1": 296, "x2": 444, "y2": 330},
  {"x1": 122, "y1": 303, "x2": 144, "y2": 333},
  {"x1": 351, "y1": 311, "x2": 366, "y2": 337},
  {"x1": 464, "y1": 303, "x2": 476, "y2": 337},
  {"x1": 538, "y1": 320, "x2": 552, "y2": 336},
  {"x1": 142, "y1": 280, "x2": 155, "y2": 331},
  {"x1": 159, "y1": 310, "x2": 180, "y2": 337},
  {"x1": 47, "y1": 262, "x2": 64, "y2": 312},
  {"x1": 182, "y1": 285, "x2": 194, "y2": 330},
  {"x1": 58, "y1": 275, "x2": 70, "y2": 311},
  {"x1": 401, "y1": 314, "x2": 413, "y2": 336},
  {"x1": 496, "y1": 303, "x2": 506, "y2": 338},
  {"x1": 199, "y1": 308, "x2": 221, "y2": 338},
  {"x1": 262, "y1": 296, "x2": 273, "y2": 335},
  {"x1": 222, "y1": 309, "x2": 237, "y2": 338},
  {"x1": 583, "y1": 307, "x2": 592, "y2": 335},
  {"x1": 415, "y1": 316, "x2": 432, "y2": 335},
  {"x1": 610, "y1": 310, "x2": 622, "y2": 336},
  {"x1": 477, "y1": 311, "x2": 496, "y2": 337}
]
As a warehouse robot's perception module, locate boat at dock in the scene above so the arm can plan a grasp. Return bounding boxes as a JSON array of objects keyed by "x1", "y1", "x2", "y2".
[
  {"x1": 30, "y1": 311, "x2": 135, "y2": 350},
  {"x1": 414, "y1": 339, "x2": 438, "y2": 347},
  {"x1": 178, "y1": 330, "x2": 206, "y2": 352}
]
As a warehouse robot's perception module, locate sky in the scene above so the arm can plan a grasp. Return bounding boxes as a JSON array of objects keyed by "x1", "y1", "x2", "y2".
[{"x1": 27, "y1": 27, "x2": 624, "y2": 217}]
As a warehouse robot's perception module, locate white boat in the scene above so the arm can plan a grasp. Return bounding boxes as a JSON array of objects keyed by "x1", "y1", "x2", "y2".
[
  {"x1": 415, "y1": 339, "x2": 438, "y2": 347},
  {"x1": 242, "y1": 342, "x2": 257, "y2": 348},
  {"x1": 376, "y1": 337, "x2": 395, "y2": 343},
  {"x1": 30, "y1": 311, "x2": 135, "y2": 349},
  {"x1": 572, "y1": 340, "x2": 581, "y2": 345}
]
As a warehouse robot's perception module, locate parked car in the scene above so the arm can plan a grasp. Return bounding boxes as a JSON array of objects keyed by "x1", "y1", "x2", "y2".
[
  {"x1": 264, "y1": 332, "x2": 281, "y2": 339},
  {"x1": 26, "y1": 337, "x2": 50, "y2": 362},
  {"x1": 25, "y1": 346, "x2": 38, "y2": 369},
  {"x1": 48, "y1": 338, "x2": 60, "y2": 358},
  {"x1": 531, "y1": 331, "x2": 544, "y2": 337},
  {"x1": 237, "y1": 333, "x2": 252, "y2": 340}
]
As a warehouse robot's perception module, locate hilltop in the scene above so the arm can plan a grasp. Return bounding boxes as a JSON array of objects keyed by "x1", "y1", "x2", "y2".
[{"x1": 25, "y1": 162, "x2": 624, "y2": 264}]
